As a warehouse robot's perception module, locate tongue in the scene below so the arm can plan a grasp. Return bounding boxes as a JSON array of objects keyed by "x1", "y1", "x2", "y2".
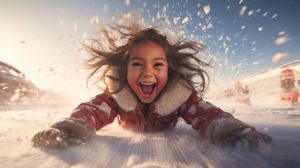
[{"x1": 141, "y1": 84, "x2": 154, "y2": 94}]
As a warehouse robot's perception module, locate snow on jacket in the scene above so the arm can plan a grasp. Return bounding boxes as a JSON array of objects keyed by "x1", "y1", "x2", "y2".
[{"x1": 70, "y1": 79, "x2": 251, "y2": 142}]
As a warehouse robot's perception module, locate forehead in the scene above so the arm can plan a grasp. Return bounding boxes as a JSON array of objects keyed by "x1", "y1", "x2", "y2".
[{"x1": 129, "y1": 41, "x2": 167, "y2": 60}]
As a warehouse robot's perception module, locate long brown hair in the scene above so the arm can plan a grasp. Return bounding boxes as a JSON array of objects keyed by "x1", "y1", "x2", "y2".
[{"x1": 83, "y1": 23, "x2": 210, "y2": 94}]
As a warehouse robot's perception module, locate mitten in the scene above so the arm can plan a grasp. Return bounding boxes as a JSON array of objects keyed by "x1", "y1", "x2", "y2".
[
  {"x1": 32, "y1": 118, "x2": 95, "y2": 148},
  {"x1": 206, "y1": 117, "x2": 272, "y2": 149},
  {"x1": 220, "y1": 128, "x2": 273, "y2": 149}
]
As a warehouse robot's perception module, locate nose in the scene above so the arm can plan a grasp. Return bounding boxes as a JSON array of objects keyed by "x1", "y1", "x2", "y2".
[{"x1": 142, "y1": 68, "x2": 154, "y2": 78}]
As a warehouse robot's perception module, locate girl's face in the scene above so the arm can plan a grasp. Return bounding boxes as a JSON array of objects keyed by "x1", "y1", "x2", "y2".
[{"x1": 127, "y1": 41, "x2": 169, "y2": 104}]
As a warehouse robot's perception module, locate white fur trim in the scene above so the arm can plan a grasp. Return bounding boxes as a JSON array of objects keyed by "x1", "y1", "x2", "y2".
[
  {"x1": 105, "y1": 68, "x2": 138, "y2": 111},
  {"x1": 105, "y1": 67, "x2": 192, "y2": 114},
  {"x1": 154, "y1": 80, "x2": 192, "y2": 116},
  {"x1": 111, "y1": 85, "x2": 137, "y2": 111},
  {"x1": 110, "y1": 79, "x2": 192, "y2": 115}
]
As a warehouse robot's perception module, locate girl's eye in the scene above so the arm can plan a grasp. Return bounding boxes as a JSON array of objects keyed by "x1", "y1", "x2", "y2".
[
  {"x1": 131, "y1": 62, "x2": 142, "y2": 67},
  {"x1": 154, "y1": 63, "x2": 164, "y2": 67}
]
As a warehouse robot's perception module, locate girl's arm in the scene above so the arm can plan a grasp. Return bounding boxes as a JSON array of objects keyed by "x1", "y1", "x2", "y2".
[
  {"x1": 32, "y1": 92, "x2": 119, "y2": 148},
  {"x1": 70, "y1": 92, "x2": 119, "y2": 130},
  {"x1": 178, "y1": 91, "x2": 272, "y2": 148}
]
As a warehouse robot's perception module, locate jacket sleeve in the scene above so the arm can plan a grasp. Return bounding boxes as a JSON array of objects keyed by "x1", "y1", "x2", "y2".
[
  {"x1": 178, "y1": 91, "x2": 252, "y2": 144},
  {"x1": 69, "y1": 92, "x2": 119, "y2": 131}
]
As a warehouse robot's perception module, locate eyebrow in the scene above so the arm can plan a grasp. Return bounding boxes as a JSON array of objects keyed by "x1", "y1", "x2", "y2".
[
  {"x1": 129, "y1": 57, "x2": 142, "y2": 61},
  {"x1": 129, "y1": 56, "x2": 167, "y2": 62}
]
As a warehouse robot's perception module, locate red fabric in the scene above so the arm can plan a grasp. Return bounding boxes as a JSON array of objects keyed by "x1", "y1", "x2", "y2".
[
  {"x1": 70, "y1": 90, "x2": 234, "y2": 136},
  {"x1": 178, "y1": 91, "x2": 233, "y2": 137}
]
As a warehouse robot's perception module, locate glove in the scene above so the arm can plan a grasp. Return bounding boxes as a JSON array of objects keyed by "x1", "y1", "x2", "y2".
[
  {"x1": 220, "y1": 128, "x2": 273, "y2": 149},
  {"x1": 32, "y1": 118, "x2": 95, "y2": 148}
]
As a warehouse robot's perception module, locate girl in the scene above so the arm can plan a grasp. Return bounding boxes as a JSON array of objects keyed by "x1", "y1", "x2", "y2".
[{"x1": 32, "y1": 24, "x2": 272, "y2": 148}]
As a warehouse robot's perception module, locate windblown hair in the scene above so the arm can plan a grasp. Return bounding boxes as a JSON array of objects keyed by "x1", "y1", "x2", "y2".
[{"x1": 83, "y1": 23, "x2": 210, "y2": 94}]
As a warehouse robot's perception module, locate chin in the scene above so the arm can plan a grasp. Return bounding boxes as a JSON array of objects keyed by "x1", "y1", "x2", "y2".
[
  {"x1": 139, "y1": 96, "x2": 156, "y2": 104},
  {"x1": 140, "y1": 99, "x2": 154, "y2": 104}
]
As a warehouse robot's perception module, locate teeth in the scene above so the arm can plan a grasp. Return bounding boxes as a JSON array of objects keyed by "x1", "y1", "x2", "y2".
[{"x1": 140, "y1": 83, "x2": 155, "y2": 85}]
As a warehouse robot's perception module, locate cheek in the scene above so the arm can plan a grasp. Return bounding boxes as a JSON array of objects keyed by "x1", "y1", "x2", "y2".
[
  {"x1": 127, "y1": 69, "x2": 139, "y2": 85},
  {"x1": 158, "y1": 69, "x2": 169, "y2": 88}
]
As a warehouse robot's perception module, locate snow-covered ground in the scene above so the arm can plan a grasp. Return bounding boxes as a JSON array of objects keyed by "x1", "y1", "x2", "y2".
[
  {"x1": 1, "y1": 62, "x2": 300, "y2": 168},
  {"x1": 0, "y1": 107, "x2": 299, "y2": 168}
]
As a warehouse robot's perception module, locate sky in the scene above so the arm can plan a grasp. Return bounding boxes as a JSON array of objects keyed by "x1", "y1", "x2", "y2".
[{"x1": 0, "y1": 0, "x2": 299, "y2": 99}]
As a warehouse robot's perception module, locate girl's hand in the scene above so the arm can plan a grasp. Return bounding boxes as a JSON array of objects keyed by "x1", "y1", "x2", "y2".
[
  {"x1": 32, "y1": 118, "x2": 95, "y2": 148},
  {"x1": 221, "y1": 128, "x2": 273, "y2": 149}
]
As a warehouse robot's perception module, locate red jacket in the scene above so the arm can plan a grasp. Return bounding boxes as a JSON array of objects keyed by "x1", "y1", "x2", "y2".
[{"x1": 70, "y1": 80, "x2": 250, "y2": 141}]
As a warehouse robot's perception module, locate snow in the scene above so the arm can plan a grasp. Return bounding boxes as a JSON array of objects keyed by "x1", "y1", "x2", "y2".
[{"x1": 1, "y1": 62, "x2": 300, "y2": 168}]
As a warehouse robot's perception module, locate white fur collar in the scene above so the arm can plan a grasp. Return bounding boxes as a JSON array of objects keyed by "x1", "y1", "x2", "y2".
[{"x1": 110, "y1": 79, "x2": 193, "y2": 116}]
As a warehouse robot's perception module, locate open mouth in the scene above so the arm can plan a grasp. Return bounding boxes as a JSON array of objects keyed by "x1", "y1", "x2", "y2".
[{"x1": 140, "y1": 82, "x2": 156, "y2": 95}]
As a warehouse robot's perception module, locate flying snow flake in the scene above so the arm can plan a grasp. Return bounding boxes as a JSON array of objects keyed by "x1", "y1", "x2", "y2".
[
  {"x1": 227, "y1": 6, "x2": 230, "y2": 10},
  {"x1": 252, "y1": 48, "x2": 256, "y2": 51},
  {"x1": 173, "y1": 17, "x2": 180, "y2": 25},
  {"x1": 275, "y1": 36, "x2": 289, "y2": 45},
  {"x1": 157, "y1": 12, "x2": 160, "y2": 20},
  {"x1": 178, "y1": 30, "x2": 185, "y2": 36},
  {"x1": 239, "y1": 6, "x2": 247, "y2": 16},
  {"x1": 103, "y1": 4, "x2": 109, "y2": 12},
  {"x1": 163, "y1": 6, "x2": 167, "y2": 12},
  {"x1": 197, "y1": 3, "x2": 201, "y2": 7},
  {"x1": 239, "y1": 0, "x2": 243, "y2": 4},
  {"x1": 258, "y1": 26, "x2": 263, "y2": 32},
  {"x1": 151, "y1": 17, "x2": 155, "y2": 22},
  {"x1": 225, "y1": 47, "x2": 229, "y2": 54},
  {"x1": 207, "y1": 23, "x2": 213, "y2": 30},
  {"x1": 164, "y1": 16, "x2": 171, "y2": 25},
  {"x1": 226, "y1": 36, "x2": 231, "y2": 41},
  {"x1": 181, "y1": 16, "x2": 189, "y2": 24},
  {"x1": 252, "y1": 61, "x2": 260, "y2": 65},
  {"x1": 278, "y1": 31, "x2": 285, "y2": 35},
  {"x1": 202, "y1": 25, "x2": 206, "y2": 31},
  {"x1": 89, "y1": 15, "x2": 99, "y2": 25},
  {"x1": 263, "y1": 12, "x2": 268, "y2": 17},
  {"x1": 203, "y1": 5, "x2": 211, "y2": 15},
  {"x1": 272, "y1": 14, "x2": 277, "y2": 19},
  {"x1": 256, "y1": 9, "x2": 261, "y2": 13},
  {"x1": 241, "y1": 25, "x2": 246, "y2": 30},
  {"x1": 218, "y1": 35, "x2": 224, "y2": 41},
  {"x1": 124, "y1": 0, "x2": 130, "y2": 6},
  {"x1": 58, "y1": 19, "x2": 64, "y2": 27},
  {"x1": 248, "y1": 10, "x2": 254, "y2": 16},
  {"x1": 197, "y1": 11, "x2": 201, "y2": 16},
  {"x1": 272, "y1": 52, "x2": 289, "y2": 62}
]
